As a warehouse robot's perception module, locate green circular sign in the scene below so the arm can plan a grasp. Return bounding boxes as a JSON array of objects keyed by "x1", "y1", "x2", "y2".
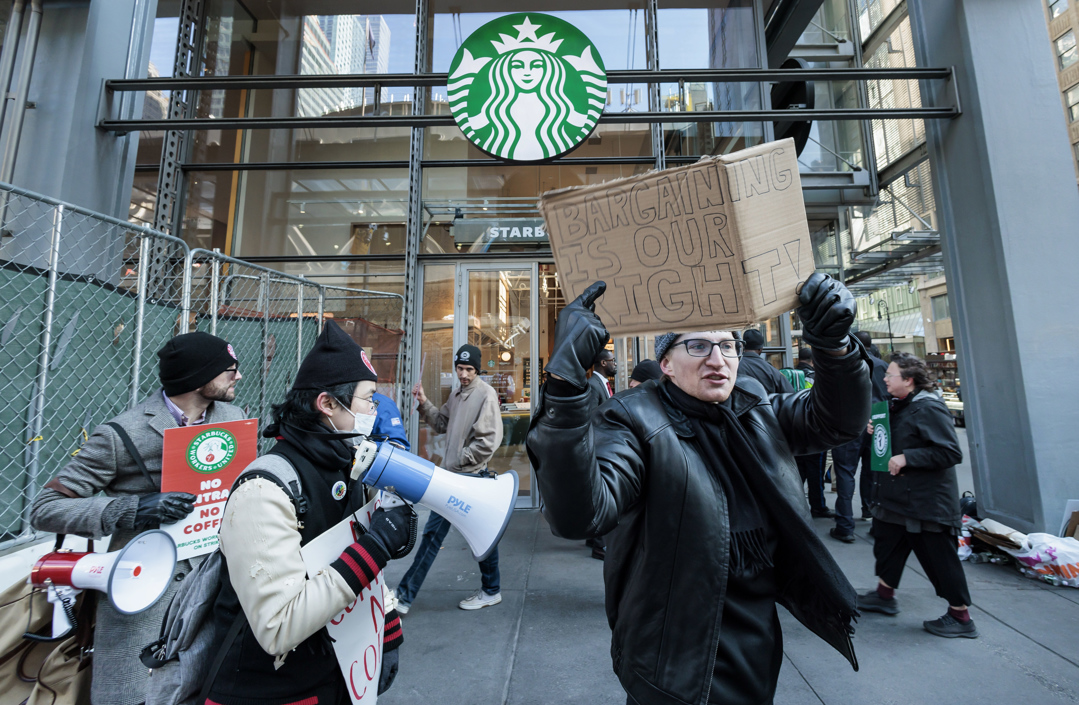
[
  {"x1": 872, "y1": 424, "x2": 888, "y2": 458},
  {"x1": 187, "y1": 428, "x2": 237, "y2": 474},
  {"x1": 448, "y1": 13, "x2": 607, "y2": 162}
]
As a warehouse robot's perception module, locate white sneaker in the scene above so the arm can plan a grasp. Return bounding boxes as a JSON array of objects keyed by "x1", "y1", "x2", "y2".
[
  {"x1": 458, "y1": 590, "x2": 502, "y2": 610},
  {"x1": 390, "y1": 589, "x2": 410, "y2": 615}
]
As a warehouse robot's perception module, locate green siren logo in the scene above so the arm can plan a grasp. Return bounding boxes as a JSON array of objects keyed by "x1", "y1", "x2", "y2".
[
  {"x1": 187, "y1": 428, "x2": 237, "y2": 474},
  {"x1": 448, "y1": 14, "x2": 607, "y2": 161}
]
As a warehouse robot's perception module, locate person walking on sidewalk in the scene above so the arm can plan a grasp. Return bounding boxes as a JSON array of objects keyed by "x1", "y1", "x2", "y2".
[
  {"x1": 30, "y1": 332, "x2": 245, "y2": 705},
  {"x1": 793, "y1": 347, "x2": 833, "y2": 518},
  {"x1": 207, "y1": 321, "x2": 413, "y2": 703},
  {"x1": 857, "y1": 352, "x2": 976, "y2": 638},
  {"x1": 527, "y1": 274, "x2": 871, "y2": 705},
  {"x1": 399, "y1": 344, "x2": 505, "y2": 612}
]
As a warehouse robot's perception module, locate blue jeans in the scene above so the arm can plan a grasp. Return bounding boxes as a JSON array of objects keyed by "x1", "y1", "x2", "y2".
[
  {"x1": 395, "y1": 512, "x2": 500, "y2": 606},
  {"x1": 830, "y1": 438, "x2": 862, "y2": 535}
]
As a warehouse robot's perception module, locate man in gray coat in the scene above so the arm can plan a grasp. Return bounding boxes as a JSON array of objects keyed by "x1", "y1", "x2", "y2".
[
  {"x1": 30, "y1": 332, "x2": 246, "y2": 705},
  {"x1": 398, "y1": 343, "x2": 504, "y2": 613}
]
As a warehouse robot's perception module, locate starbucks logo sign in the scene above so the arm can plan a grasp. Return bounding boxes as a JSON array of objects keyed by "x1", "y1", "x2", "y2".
[
  {"x1": 448, "y1": 14, "x2": 607, "y2": 162},
  {"x1": 187, "y1": 428, "x2": 237, "y2": 474},
  {"x1": 873, "y1": 424, "x2": 889, "y2": 458}
]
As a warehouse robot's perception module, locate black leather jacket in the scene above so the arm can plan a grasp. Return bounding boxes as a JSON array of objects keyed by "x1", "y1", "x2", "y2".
[
  {"x1": 873, "y1": 390, "x2": 963, "y2": 527},
  {"x1": 526, "y1": 346, "x2": 870, "y2": 705}
]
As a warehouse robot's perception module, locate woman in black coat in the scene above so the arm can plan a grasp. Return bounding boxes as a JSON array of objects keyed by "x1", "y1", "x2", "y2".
[{"x1": 857, "y1": 352, "x2": 976, "y2": 638}]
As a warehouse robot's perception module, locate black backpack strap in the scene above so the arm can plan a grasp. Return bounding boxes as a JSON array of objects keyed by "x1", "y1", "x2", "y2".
[
  {"x1": 197, "y1": 611, "x2": 247, "y2": 705},
  {"x1": 106, "y1": 422, "x2": 156, "y2": 489}
]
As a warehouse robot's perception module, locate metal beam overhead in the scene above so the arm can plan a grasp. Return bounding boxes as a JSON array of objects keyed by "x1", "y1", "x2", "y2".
[{"x1": 102, "y1": 106, "x2": 958, "y2": 134}]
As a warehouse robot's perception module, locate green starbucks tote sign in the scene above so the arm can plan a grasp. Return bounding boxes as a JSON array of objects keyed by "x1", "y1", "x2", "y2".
[
  {"x1": 448, "y1": 13, "x2": 607, "y2": 162},
  {"x1": 870, "y1": 401, "x2": 891, "y2": 473}
]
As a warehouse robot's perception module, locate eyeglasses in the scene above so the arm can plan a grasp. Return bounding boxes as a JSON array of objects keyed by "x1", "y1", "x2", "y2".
[
  {"x1": 678, "y1": 339, "x2": 744, "y2": 359},
  {"x1": 883, "y1": 373, "x2": 902, "y2": 379},
  {"x1": 338, "y1": 395, "x2": 379, "y2": 413},
  {"x1": 223, "y1": 366, "x2": 240, "y2": 377}
]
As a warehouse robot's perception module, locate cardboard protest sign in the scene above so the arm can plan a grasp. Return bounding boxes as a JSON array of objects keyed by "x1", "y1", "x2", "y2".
[
  {"x1": 301, "y1": 494, "x2": 389, "y2": 705},
  {"x1": 160, "y1": 419, "x2": 258, "y2": 560},
  {"x1": 870, "y1": 401, "x2": 891, "y2": 473},
  {"x1": 539, "y1": 138, "x2": 814, "y2": 336}
]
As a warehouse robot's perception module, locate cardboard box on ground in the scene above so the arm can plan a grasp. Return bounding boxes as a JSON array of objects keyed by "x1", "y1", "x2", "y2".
[{"x1": 538, "y1": 138, "x2": 815, "y2": 337}]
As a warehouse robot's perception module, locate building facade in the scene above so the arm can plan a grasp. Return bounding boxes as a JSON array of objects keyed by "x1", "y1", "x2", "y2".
[
  {"x1": 1, "y1": 0, "x2": 1077, "y2": 531},
  {"x1": 1044, "y1": 0, "x2": 1079, "y2": 183}
]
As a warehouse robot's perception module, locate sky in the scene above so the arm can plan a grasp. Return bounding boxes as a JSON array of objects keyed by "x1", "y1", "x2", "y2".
[{"x1": 146, "y1": 9, "x2": 739, "y2": 111}]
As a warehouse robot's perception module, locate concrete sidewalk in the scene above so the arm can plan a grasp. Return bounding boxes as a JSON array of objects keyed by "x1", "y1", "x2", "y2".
[{"x1": 380, "y1": 431, "x2": 1079, "y2": 705}]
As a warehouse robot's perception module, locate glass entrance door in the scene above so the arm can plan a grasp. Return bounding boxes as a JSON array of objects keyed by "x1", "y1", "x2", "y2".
[
  {"x1": 414, "y1": 263, "x2": 538, "y2": 508},
  {"x1": 459, "y1": 265, "x2": 535, "y2": 507}
]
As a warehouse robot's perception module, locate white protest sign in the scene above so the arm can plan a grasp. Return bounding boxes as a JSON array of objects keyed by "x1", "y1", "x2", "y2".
[{"x1": 300, "y1": 494, "x2": 388, "y2": 705}]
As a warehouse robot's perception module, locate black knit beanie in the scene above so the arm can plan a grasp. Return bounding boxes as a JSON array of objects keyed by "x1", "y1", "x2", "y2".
[
  {"x1": 742, "y1": 329, "x2": 765, "y2": 350},
  {"x1": 293, "y1": 320, "x2": 378, "y2": 390},
  {"x1": 630, "y1": 359, "x2": 662, "y2": 383},
  {"x1": 158, "y1": 332, "x2": 237, "y2": 396},
  {"x1": 454, "y1": 344, "x2": 481, "y2": 371}
]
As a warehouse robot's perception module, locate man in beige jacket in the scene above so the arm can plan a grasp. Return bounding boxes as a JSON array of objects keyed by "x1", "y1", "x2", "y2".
[{"x1": 396, "y1": 343, "x2": 505, "y2": 612}]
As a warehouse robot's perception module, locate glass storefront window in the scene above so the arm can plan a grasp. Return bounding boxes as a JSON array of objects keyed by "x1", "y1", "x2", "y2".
[
  {"x1": 420, "y1": 163, "x2": 651, "y2": 255},
  {"x1": 427, "y1": 3, "x2": 646, "y2": 73},
  {"x1": 424, "y1": 122, "x2": 653, "y2": 161},
  {"x1": 181, "y1": 168, "x2": 408, "y2": 256},
  {"x1": 415, "y1": 264, "x2": 456, "y2": 462},
  {"x1": 658, "y1": 1, "x2": 764, "y2": 156},
  {"x1": 798, "y1": 66, "x2": 865, "y2": 173}
]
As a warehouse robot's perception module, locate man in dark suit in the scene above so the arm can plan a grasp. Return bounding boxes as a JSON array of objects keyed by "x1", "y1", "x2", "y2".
[
  {"x1": 30, "y1": 332, "x2": 246, "y2": 705},
  {"x1": 738, "y1": 329, "x2": 794, "y2": 395},
  {"x1": 585, "y1": 348, "x2": 617, "y2": 559},
  {"x1": 587, "y1": 348, "x2": 617, "y2": 407}
]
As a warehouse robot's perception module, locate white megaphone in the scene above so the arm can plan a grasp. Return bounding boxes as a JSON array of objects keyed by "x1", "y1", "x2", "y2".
[
  {"x1": 353, "y1": 441, "x2": 517, "y2": 561},
  {"x1": 31, "y1": 530, "x2": 177, "y2": 637}
]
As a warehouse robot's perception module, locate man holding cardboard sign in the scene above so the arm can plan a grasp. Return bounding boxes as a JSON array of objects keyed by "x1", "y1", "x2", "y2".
[{"x1": 527, "y1": 266, "x2": 871, "y2": 705}]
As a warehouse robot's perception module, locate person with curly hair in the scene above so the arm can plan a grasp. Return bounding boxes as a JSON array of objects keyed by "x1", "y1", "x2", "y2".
[{"x1": 857, "y1": 351, "x2": 976, "y2": 638}]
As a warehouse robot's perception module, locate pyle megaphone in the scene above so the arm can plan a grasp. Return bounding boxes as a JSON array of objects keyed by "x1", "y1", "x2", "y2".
[
  {"x1": 31, "y1": 530, "x2": 177, "y2": 624},
  {"x1": 354, "y1": 441, "x2": 517, "y2": 561}
]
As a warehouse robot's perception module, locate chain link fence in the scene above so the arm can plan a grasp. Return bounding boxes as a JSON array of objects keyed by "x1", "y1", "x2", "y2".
[
  {"x1": 320, "y1": 284, "x2": 406, "y2": 410},
  {"x1": 0, "y1": 183, "x2": 404, "y2": 552}
]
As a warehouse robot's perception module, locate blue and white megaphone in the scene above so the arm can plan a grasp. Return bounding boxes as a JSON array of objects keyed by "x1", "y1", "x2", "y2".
[{"x1": 352, "y1": 440, "x2": 518, "y2": 561}]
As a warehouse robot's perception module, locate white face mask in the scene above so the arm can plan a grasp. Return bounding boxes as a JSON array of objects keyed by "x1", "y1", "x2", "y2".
[
  {"x1": 331, "y1": 398, "x2": 377, "y2": 437},
  {"x1": 352, "y1": 408, "x2": 376, "y2": 437}
]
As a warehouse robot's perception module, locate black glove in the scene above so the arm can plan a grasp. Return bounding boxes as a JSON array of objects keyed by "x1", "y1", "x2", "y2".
[
  {"x1": 365, "y1": 505, "x2": 418, "y2": 560},
  {"x1": 544, "y1": 281, "x2": 610, "y2": 392},
  {"x1": 797, "y1": 273, "x2": 856, "y2": 351},
  {"x1": 378, "y1": 647, "x2": 399, "y2": 695},
  {"x1": 135, "y1": 492, "x2": 197, "y2": 527}
]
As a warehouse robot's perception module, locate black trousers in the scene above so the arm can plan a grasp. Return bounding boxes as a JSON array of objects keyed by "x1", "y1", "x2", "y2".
[
  {"x1": 858, "y1": 432, "x2": 874, "y2": 515},
  {"x1": 795, "y1": 453, "x2": 827, "y2": 512},
  {"x1": 872, "y1": 519, "x2": 972, "y2": 607}
]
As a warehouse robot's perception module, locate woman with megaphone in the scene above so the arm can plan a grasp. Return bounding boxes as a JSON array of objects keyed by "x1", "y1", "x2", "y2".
[
  {"x1": 526, "y1": 275, "x2": 872, "y2": 705},
  {"x1": 206, "y1": 321, "x2": 416, "y2": 704}
]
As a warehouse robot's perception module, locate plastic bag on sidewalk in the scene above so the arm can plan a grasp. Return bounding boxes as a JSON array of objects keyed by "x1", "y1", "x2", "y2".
[
  {"x1": 957, "y1": 515, "x2": 974, "y2": 561},
  {"x1": 1001, "y1": 533, "x2": 1079, "y2": 588}
]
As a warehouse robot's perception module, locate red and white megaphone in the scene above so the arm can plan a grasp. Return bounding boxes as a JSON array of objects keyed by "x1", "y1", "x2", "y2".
[{"x1": 31, "y1": 530, "x2": 177, "y2": 635}]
